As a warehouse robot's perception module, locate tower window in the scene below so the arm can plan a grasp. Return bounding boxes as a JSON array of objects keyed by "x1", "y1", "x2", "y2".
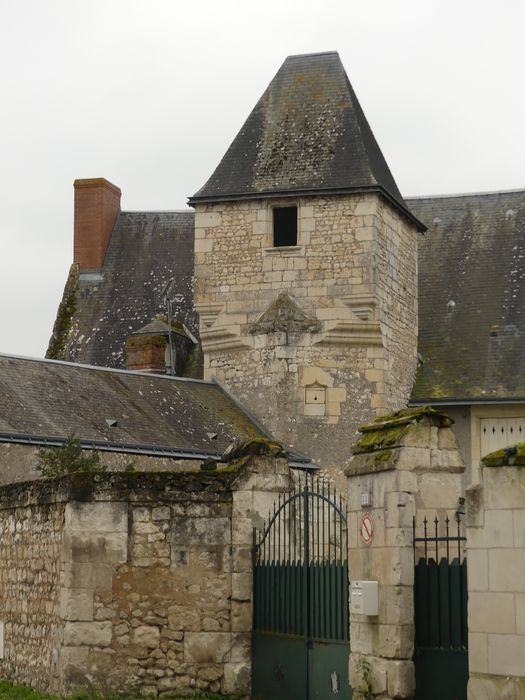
[{"x1": 273, "y1": 207, "x2": 297, "y2": 247}]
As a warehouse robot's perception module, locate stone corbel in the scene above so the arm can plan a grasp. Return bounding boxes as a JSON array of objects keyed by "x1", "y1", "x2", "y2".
[
  {"x1": 313, "y1": 295, "x2": 383, "y2": 347},
  {"x1": 200, "y1": 326, "x2": 252, "y2": 354},
  {"x1": 340, "y1": 294, "x2": 378, "y2": 322},
  {"x1": 194, "y1": 302, "x2": 225, "y2": 329},
  {"x1": 314, "y1": 319, "x2": 383, "y2": 347}
]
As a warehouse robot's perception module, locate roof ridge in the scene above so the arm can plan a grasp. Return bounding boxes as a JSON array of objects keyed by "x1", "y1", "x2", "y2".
[
  {"x1": 406, "y1": 187, "x2": 525, "y2": 201},
  {"x1": 120, "y1": 209, "x2": 194, "y2": 214},
  {"x1": 0, "y1": 352, "x2": 212, "y2": 385},
  {"x1": 285, "y1": 50, "x2": 339, "y2": 59}
]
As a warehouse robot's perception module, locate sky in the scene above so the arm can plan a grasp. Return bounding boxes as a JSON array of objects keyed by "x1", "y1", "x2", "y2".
[{"x1": 1, "y1": 0, "x2": 524, "y2": 358}]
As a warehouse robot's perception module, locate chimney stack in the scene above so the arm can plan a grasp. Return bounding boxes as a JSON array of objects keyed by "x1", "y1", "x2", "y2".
[
  {"x1": 73, "y1": 178, "x2": 121, "y2": 270},
  {"x1": 125, "y1": 335, "x2": 167, "y2": 374}
]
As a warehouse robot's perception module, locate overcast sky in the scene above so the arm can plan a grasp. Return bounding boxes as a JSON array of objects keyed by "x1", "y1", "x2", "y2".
[{"x1": 1, "y1": 0, "x2": 524, "y2": 358}]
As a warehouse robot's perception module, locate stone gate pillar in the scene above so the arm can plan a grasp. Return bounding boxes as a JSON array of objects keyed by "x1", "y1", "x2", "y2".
[
  {"x1": 466, "y1": 446, "x2": 525, "y2": 699},
  {"x1": 345, "y1": 407, "x2": 464, "y2": 699}
]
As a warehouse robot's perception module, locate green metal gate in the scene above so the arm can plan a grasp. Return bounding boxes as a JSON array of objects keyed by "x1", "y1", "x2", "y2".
[
  {"x1": 413, "y1": 514, "x2": 468, "y2": 700},
  {"x1": 252, "y1": 476, "x2": 351, "y2": 700}
]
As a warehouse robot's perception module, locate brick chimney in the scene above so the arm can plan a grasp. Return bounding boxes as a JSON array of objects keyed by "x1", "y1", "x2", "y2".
[
  {"x1": 125, "y1": 335, "x2": 167, "y2": 374},
  {"x1": 73, "y1": 178, "x2": 121, "y2": 270}
]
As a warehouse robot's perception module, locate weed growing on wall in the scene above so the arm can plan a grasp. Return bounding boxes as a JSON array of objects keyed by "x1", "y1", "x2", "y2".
[
  {"x1": 355, "y1": 658, "x2": 373, "y2": 700},
  {"x1": 36, "y1": 435, "x2": 107, "y2": 478}
]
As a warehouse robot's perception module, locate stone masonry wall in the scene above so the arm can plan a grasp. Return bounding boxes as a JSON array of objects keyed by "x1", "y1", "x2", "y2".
[
  {"x1": 466, "y1": 448, "x2": 525, "y2": 699},
  {"x1": 374, "y1": 199, "x2": 418, "y2": 410},
  {"x1": 0, "y1": 451, "x2": 290, "y2": 697},
  {"x1": 346, "y1": 408, "x2": 464, "y2": 699},
  {"x1": 0, "y1": 498, "x2": 65, "y2": 693},
  {"x1": 194, "y1": 193, "x2": 418, "y2": 480}
]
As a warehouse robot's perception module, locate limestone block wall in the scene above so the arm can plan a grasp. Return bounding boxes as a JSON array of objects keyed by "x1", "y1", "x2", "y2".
[
  {"x1": 345, "y1": 407, "x2": 464, "y2": 699},
  {"x1": 466, "y1": 448, "x2": 525, "y2": 700},
  {"x1": 194, "y1": 193, "x2": 418, "y2": 478},
  {"x1": 0, "y1": 450, "x2": 291, "y2": 697},
  {"x1": 374, "y1": 199, "x2": 418, "y2": 410}
]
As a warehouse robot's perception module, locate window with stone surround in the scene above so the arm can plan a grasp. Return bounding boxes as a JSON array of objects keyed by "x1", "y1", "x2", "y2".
[{"x1": 273, "y1": 206, "x2": 297, "y2": 247}]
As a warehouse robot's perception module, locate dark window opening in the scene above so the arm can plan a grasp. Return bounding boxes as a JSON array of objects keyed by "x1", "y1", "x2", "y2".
[{"x1": 273, "y1": 207, "x2": 297, "y2": 247}]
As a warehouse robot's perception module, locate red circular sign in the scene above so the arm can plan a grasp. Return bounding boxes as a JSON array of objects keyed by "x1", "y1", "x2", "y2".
[{"x1": 360, "y1": 513, "x2": 374, "y2": 545}]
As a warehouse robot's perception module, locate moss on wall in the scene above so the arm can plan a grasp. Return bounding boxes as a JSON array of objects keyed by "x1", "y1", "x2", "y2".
[
  {"x1": 223, "y1": 437, "x2": 287, "y2": 462},
  {"x1": 125, "y1": 334, "x2": 167, "y2": 349},
  {"x1": 482, "y1": 442, "x2": 525, "y2": 467},
  {"x1": 182, "y1": 342, "x2": 203, "y2": 378},
  {"x1": 353, "y1": 406, "x2": 453, "y2": 454},
  {"x1": 46, "y1": 264, "x2": 79, "y2": 360}
]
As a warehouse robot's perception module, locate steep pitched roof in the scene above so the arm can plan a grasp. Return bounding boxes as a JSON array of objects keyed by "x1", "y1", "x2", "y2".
[
  {"x1": 0, "y1": 354, "x2": 266, "y2": 458},
  {"x1": 409, "y1": 189, "x2": 525, "y2": 402},
  {"x1": 189, "y1": 52, "x2": 424, "y2": 229},
  {"x1": 48, "y1": 211, "x2": 197, "y2": 370}
]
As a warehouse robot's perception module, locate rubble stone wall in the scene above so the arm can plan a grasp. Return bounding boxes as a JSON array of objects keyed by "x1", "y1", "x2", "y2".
[
  {"x1": 0, "y1": 492, "x2": 65, "y2": 693},
  {"x1": 0, "y1": 454, "x2": 290, "y2": 697}
]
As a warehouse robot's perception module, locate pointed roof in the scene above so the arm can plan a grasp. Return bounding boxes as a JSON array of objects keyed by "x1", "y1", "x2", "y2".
[{"x1": 189, "y1": 51, "x2": 424, "y2": 230}]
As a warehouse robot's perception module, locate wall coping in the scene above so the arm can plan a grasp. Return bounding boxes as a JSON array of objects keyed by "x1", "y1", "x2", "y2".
[
  {"x1": 481, "y1": 442, "x2": 525, "y2": 467},
  {"x1": 0, "y1": 470, "x2": 240, "y2": 510}
]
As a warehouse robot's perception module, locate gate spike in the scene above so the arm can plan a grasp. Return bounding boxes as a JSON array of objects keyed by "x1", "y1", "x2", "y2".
[
  {"x1": 445, "y1": 516, "x2": 450, "y2": 561},
  {"x1": 276, "y1": 492, "x2": 280, "y2": 562},
  {"x1": 434, "y1": 516, "x2": 439, "y2": 563},
  {"x1": 457, "y1": 513, "x2": 462, "y2": 560},
  {"x1": 273, "y1": 500, "x2": 277, "y2": 564}
]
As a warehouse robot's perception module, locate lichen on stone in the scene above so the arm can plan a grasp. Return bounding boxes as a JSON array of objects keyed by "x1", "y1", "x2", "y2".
[
  {"x1": 482, "y1": 442, "x2": 525, "y2": 467},
  {"x1": 374, "y1": 449, "x2": 393, "y2": 464},
  {"x1": 353, "y1": 406, "x2": 453, "y2": 455},
  {"x1": 353, "y1": 425, "x2": 409, "y2": 454},
  {"x1": 222, "y1": 437, "x2": 287, "y2": 462},
  {"x1": 365, "y1": 406, "x2": 453, "y2": 430},
  {"x1": 248, "y1": 292, "x2": 320, "y2": 335}
]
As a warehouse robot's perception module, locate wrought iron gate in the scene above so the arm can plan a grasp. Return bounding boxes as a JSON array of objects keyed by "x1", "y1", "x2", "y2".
[
  {"x1": 252, "y1": 476, "x2": 351, "y2": 700},
  {"x1": 413, "y1": 514, "x2": 468, "y2": 700}
]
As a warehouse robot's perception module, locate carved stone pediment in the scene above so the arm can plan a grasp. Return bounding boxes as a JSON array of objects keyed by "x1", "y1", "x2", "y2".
[{"x1": 249, "y1": 292, "x2": 320, "y2": 335}]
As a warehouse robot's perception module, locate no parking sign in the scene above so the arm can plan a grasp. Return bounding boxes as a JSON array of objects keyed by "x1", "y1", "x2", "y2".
[{"x1": 359, "y1": 512, "x2": 374, "y2": 545}]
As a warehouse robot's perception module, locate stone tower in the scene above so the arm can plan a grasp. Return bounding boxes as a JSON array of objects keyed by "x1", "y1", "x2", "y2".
[{"x1": 189, "y1": 52, "x2": 425, "y2": 475}]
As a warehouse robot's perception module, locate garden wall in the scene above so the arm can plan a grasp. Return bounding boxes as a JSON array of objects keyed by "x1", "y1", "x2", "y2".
[{"x1": 0, "y1": 445, "x2": 290, "y2": 697}]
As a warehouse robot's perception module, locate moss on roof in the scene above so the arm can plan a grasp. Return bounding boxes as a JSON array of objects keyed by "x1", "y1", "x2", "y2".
[
  {"x1": 409, "y1": 190, "x2": 525, "y2": 401},
  {"x1": 0, "y1": 355, "x2": 265, "y2": 455}
]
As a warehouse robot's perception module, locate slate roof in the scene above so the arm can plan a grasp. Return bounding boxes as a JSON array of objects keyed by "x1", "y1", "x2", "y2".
[
  {"x1": 0, "y1": 354, "x2": 266, "y2": 458},
  {"x1": 189, "y1": 52, "x2": 424, "y2": 230},
  {"x1": 409, "y1": 190, "x2": 525, "y2": 402},
  {"x1": 48, "y1": 211, "x2": 197, "y2": 369}
]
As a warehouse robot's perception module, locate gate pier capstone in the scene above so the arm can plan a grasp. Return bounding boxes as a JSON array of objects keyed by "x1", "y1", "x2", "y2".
[{"x1": 345, "y1": 407, "x2": 464, "y2": 699}]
